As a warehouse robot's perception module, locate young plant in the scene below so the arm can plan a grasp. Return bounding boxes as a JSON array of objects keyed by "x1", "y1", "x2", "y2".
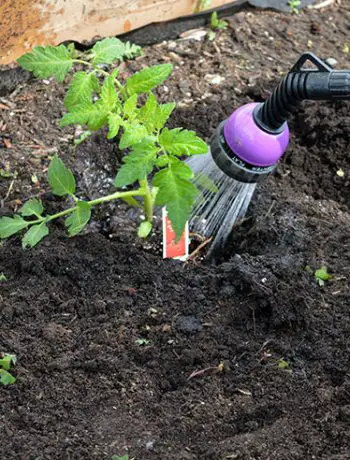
[
  {"x1": 135, "y1": 338, "x2": 151, "y2": 346},
  {"x1": 0, "y1": 354, "x2": 17, "y2": 385},
  {"x1": 288, "y1": 0, "x2": 301, "y2": 14},
  {"x1": 0, "y1": 39, "x2": 208, "y2": 248},
  {"x1": 208, "y1": 11, "x2": 228, "y2": 41},
  {"x1": 314, "y1": 266, "x2": 333, "y2": 287}
]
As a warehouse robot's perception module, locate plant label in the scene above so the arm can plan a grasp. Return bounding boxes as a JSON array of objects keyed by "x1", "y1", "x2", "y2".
[{"x1": 162, "y1": 207, "x2": 189, "y2": 260}]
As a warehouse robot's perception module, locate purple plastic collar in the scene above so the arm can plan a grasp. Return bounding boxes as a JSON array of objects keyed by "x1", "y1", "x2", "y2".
[{"x1": 223, "y1": 103, "x2": 290, "y2": 167}]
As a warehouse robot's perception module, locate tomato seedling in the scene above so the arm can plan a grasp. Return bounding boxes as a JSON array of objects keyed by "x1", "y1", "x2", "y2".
[{"x1": 0, "y1": 39, "x2": 208, "y2": 248}]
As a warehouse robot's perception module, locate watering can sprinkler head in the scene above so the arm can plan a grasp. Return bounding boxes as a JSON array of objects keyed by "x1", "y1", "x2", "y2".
[{"x1": 211, "y1": 52, "x2": 350, "y2": 184}]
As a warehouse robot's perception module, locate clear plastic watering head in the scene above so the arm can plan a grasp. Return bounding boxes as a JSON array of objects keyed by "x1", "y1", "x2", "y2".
[{"x1": 211, "y1": 52, "x2": 350, "y2": 183}]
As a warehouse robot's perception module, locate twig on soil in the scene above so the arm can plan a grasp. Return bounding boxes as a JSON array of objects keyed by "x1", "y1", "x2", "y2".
[
  {"x1": 265, "y1": 200, "x2": 276, "y2": 218},
  {"x1": 189, "y1": 232, "x2": 206, "y2": 242},
  {"x1": 186, "y1": 236, "x2": 212, "y2": 263},
  {"x1": 1, "y1": 180, "x2": 15, "y2": 206},
  {"x1": 258, "y1": 339, "x2": 273, "y2": 354},
  {"x1": 235, "y1": 388, "x2": 252, "y2": 396},
  {"x1": 188, "y1": 362, "x2": 224, "y2": 380}
]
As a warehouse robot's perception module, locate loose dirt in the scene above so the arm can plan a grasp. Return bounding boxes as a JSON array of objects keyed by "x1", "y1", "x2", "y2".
[{"x1": 1, "y1": 4, "x2": 350, "y2": 459}]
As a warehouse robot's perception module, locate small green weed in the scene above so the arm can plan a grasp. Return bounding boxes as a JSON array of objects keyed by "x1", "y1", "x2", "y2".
[
  {"x1": 135, "y1": 338, "x2": 151, "y2": 346},
  {"x1": 288, "y1": 0, "x2": 301, "y2": 14},
  {"x1": 276, "y1": 358, "x2": 290, "y2": 370},
  {"x1": 0, "y1": 354, "x2": 17, "y2": 385},
  {"x1": 314, "y1": 266, "x2": 334, "y2": 287},
  {"x1": 0, "y1": 162, "x2": 17, "y2": 179},
  {"x1": 208, "y1": 12, "x2": 228, "y2": 41},
  {"x1": 0, "y1": 272, "x2": 7, "y2": 282}
]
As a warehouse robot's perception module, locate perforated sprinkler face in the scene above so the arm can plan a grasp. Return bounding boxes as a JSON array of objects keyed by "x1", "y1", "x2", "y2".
[{"x1": 210, "y1": 103, "x2": 290, "y2": 184}]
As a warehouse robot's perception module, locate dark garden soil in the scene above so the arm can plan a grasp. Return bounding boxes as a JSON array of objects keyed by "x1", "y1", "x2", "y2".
[{"x1": 1, "y1": 3, "x2": 350, "y2": 460}]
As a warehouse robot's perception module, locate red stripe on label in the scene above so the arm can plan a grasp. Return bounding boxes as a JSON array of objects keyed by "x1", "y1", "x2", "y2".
[{"x1": 162, "y1": 208, "x2": 189, "y2": 260}]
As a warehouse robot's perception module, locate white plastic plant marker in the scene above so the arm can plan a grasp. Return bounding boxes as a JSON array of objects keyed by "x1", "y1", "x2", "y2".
[{"x1": 162, "y1": 207, "x2": 189, "y2": 260}]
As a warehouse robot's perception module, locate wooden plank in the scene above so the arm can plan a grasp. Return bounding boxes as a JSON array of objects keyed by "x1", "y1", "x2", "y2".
[{"x1": 0, "y1": 0, "x2": 238, "y2": 65}]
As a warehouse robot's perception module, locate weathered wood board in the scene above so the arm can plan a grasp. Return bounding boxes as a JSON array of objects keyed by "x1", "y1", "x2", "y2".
[{"x1": 0, "y1": 0, "x2": 238, "y2": 65}]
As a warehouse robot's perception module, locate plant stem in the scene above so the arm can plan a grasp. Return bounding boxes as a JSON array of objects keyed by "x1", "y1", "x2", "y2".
[
  {"x1": 73, "y1": 59, "x2": 111, "y2": 77},
  {"x1": 29, "y1": 189, "x2": 144, "y2": 226},
  {"x1": 140, "y1": 179, "x2": 153, "y2": 223}
]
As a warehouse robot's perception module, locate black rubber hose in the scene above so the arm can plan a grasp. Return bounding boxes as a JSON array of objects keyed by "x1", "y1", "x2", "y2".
[{"x1": 254, "y1": 70, "x2": 350, "y2": 132}]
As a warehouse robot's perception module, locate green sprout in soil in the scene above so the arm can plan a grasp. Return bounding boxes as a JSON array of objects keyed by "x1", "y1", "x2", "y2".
[
  {"x1": 288, "y1": 0, "x2": 301, "y2": 14},
  {"x1": 0, "y1": 272, "x2": 7, "y2": 282},
  {"x1": 135, "y1": 338, "x2": 151, "y2": 346},
  {"x1": 314, "y1": 266, "x2": 334, "y2": 287},
  {"x1": 0, "y1": 39, "x2": 208, "y2": 248},
  {"x1": 0, "y1": 354, "x2": 17, "y2": 385},
  {"x1": 276, "y1": 358, "x2": 290, "y2": 370},
  {"x1": 208, "y1": 12, "x2": 228, "y2": 41},
  {"x1": 112, "y1": 456, "x2": 129, "y2": 460}
]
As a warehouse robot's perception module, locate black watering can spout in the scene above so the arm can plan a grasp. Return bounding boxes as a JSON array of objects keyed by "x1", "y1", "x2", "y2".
[
  {"x1": 209, "y1": 52, "x2": 350, "y2": 185},
  {"x1": 254, "y1": 52, "x2": 350, "y2": 133}
]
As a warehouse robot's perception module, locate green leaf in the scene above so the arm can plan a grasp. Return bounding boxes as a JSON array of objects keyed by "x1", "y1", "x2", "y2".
[
  {"x1": 0, "y1": 215, "x2": 29, "y2": 239},
  {"x1": 211, "y1": 11, "x2": 219, "y2": 28},
  {"x1": 123, "y1": 42, "x2": 143, "y2": 59},
  {"x1": 0, "y1": 272, "x2": 7, "y2": 282},
  {"x1": 119, "y1": 124, "x2": 148, "y2": 149},
  {"x1": 217, "y1": 20, "x2": 228, "y2": 30},
  {"x1": 141, "y1": 92, "x2": 157, "y2": 118},
  {"x1": 48, "y1": 156, "x2": 76, "y2": 196},
  {"x1": 107, "y1": 113, "x2": 122, "y2": 140},
  {"x1": 138, "y1": 221, "x2": 152, "y2": 238},
  {"x1": 65, "y1": 201, "x2": 91, "y2": 236},
  {"x1": 17, "y1": 45, "x2": 73, "y2": 81},
  {"x1": 101, "y1": 76, "x2": 118, "y2": 110},
  {"x1": 159, "y1": 128, "x2": 208, "y2": 156},
  {"x1": 61, "y1": 100, "x2": 109, "y2": 130},
  {"x1": 123, "y1": 94, "x2": 138, "y2": 119},
  {"x1": 135, "y1": 338, "x2": 151, "y2": 346},
  {"x1": 0, "y1": 369, "x2": 16, "y2": 385},
  {"x1": 154, "y1": 102, "x2": 176, "y2": 130},
  {"x1": 277, "y1": 358, "x2": 290, "y2": 370},
  {"x1": 91, "y1": 37, "x2": 127, "y2": 65},
  {"x1": 64, "y1": 72, "x2": 99, "y2": 110},
  {"x1": 19, "y1": 198, "x2": 44, "y2": 217},
  {"x1": 315, "y1": 266, "x2": 333, "y2": 286},
  {"x1": 115, "y1": 140, "x2": 157, "y2": 187},
  {"x1": 153, "y1": 161, "x2": 198, "y2": 239},
  {"x1": 208, "y1": 30, "x2": 217, "y2": 42},
  {"x1": 155, "y1": 156, "x2": 169, "y2": 168},
  {"x1": 74, "y1": 131, "x2": 92, "y2": 145},
  {"x1": 138, "y1": 92, "x2": 157, "y2": 131},
  {"x1": 22, "y1": 222, "x2": 49, "y2": 248},
  {"x1": 67, "y1": 43, "x2": 77, "y2": 58},
  {"x1": 5, "y1": 354, "x2": 17, "y2": 366},
  {"x1": 87, "y1": 101, "x2": 110, "y2": 130},
  {"x1": 0, "y1": 354, "x2": 15, "y2": 371},
  {"x1": 126, "y1": 64, "x2": 173, "y2": 96}
]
